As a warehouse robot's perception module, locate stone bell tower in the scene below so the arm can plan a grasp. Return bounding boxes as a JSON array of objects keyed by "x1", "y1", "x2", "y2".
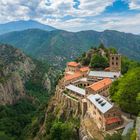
[{"x1": 109, "y1": 54, "x2": 121, "y2": 72}]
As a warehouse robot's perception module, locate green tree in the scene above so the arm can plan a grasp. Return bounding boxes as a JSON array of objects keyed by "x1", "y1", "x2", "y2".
[
  {"x1": 0, "y1": 99, "x2": 36, "y2": 139},
  {"x1": 109, "y1": 80, "x2": 119, "y2": 97},
  {"x1": 90, "y1": 54, "x2": 108, "y2": 69},
  {"x1": 108, "y1": 47, "x2": 117, "y2": 54},
  {"x1": 81, "y1": 57, "x2": 90, "y2": 66},
  {"x1": 104, "y1": 133, "x2": 121, "y2": 140},
  {"x1": 99, "y1": 43, "x2": 105, "y2": 49},
  {"x1": 121, "y1": 56, "x2": 140, "y2": 74},
  {"x1": 130, "y1": 129, "x2": 137, "y2": 140},
  {"x1": 111, "y1": 67, "x2": 140, "y2": 115},
  {"x1": 49, "y1": 121, "x2": 75, "y2": 140}
]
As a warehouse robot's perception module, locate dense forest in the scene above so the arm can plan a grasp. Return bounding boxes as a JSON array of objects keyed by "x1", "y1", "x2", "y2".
[
  {"x1": 110, "y1": 67, "x2": 140, "y2": 115},
  {"x1": 0, "y1": 58, "x2": 60, "y2": 140}
]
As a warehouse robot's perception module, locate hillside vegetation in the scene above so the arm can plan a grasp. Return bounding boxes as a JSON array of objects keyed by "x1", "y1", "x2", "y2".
[
  {"x1": 110, "y1": 67, "x2": 140, "y2": 115},
  {"x1": 0, "y1": 44, "x2": 35, "y2": 104},
  {"x1": 0, "y1": 44, "x2": 60, "y2": 140},
  {"x1": 75, "y1": 44, "x2": 117, "y2": 69},
  {"x1": 0, "y1": 29, "x2": 140, "y2": 67}
]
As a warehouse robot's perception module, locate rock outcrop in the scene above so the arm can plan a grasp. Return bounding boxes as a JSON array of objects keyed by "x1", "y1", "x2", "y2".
[{"x1": 0, "y1": 44, "x2": 35, "y2": 105}]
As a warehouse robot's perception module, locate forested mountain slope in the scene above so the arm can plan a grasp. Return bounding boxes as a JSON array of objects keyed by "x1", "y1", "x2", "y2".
[
  {"x1": 0, "y1": 29, "x2": 140, "y2": 67},
  {"x1": 0, "y1": 44, "x2": 60, "y2": 139}
]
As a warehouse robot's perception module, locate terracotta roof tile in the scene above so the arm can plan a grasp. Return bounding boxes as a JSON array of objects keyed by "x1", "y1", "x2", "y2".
[
  {"x1": 64, "y1": 72, "x2": 82, "y2": 81},
  {"x1": 106, "y1": 117, "x2": 121, "y2": 125},
  {"x1": 67, "y1": 62, "x2": 79, "y2": 67},
  {"x1": 88, "y1": 78, "x2": 112, "y2": 91},
  {"x1": 80, "y1": 67, "x2": 90, "y2": 72},
  {"x1": 104, "y1": 67, "x2": 110, "y2": 71}
]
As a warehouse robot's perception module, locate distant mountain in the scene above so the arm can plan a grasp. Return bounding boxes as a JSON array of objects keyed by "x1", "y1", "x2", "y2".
[
  {"x1": 0, "y1": 20, "x2": 56, "y2": 34},
  {"x1": 0, "y1": 29, "x2": 140, "y2": 67}
]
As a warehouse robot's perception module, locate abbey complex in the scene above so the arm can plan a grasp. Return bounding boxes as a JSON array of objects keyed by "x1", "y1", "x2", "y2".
[{"x1": 55, "y1": 53, "x2": 126, "y2": 134}]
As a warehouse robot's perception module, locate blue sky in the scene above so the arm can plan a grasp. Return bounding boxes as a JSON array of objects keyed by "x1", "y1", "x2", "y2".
[{"x1": 0, "y1": 0, "x2": 140, "y2": 34}]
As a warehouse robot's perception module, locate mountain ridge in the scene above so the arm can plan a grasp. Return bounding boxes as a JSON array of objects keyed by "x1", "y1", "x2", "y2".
[
  {"x1": 0, "y1": 20, "x2": 56, "y2": 35},
  {"x1": 0, "y1": 29, "x2": 140, "y2": 67}
]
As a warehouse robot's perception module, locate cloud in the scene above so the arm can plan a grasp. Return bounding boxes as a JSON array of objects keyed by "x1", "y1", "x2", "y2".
[
  {"x1": 45, "y1": 12, "x2": 140, "y2": 34},
  {"x1": 78, "y1": 0, "x2": 114, "y2": 16},
  {"x1": 0, "y1": 0, "x2": 140, "y2": 34},
  {"x1": 129, "y1": 0, "x2": 140, "y2": 10},
  {"x1": 0, "y1": 0, "x2": 30, "y2": 21},
  {"x1": 0, "y1": 0, "x2": 114, "y2": 22},
  {"x1": 97, "y1": 13, "x2": 140, "y2": 34}
]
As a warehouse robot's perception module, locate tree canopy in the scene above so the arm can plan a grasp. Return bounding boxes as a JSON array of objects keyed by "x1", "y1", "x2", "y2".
[
  {"x1": 90, "y1": 54, "x2": 109, "y2": 69},
  {"x1": 121, "y1": 56, "x2": 140, "y2": 74},
  {"x1": 49, "y1": 121, "x2": 75, "y2": 140},
  {"x1": 110, "y1": 67, "x2": 140, "y2": 115}
]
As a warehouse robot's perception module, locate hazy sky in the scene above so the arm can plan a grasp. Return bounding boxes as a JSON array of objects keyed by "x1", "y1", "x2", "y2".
[{"x1": 0, "y1": 0, "x2": 140, "y2": 34}]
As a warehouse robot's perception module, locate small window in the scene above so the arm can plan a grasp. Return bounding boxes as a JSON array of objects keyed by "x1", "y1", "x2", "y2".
[
  {"x1": 116, "y1": 57, "x2": 118, "y2": 60},
  {"x1": 112, "y1": 57, "x2": 114, "y2": 60},
  {"x1": 116, "y1": 62, "x2": 118, "y2": 65},
  {"x1": 112, "y1": 62, "x2": 114, "y2": 65}
]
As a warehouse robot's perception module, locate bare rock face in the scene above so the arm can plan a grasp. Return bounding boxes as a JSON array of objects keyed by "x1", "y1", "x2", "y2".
[
  {"x1": 43, "y1": 74, "x2": 51, "y2": 92},
  {"x1": 0, "y1": 72, "x2": 25, "y2": 104},
  {"x1": 0, "y1": 44, "x2": 35, "y2": 105}
]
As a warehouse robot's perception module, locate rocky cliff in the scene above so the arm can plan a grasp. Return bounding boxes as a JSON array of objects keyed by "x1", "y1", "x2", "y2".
[
  {"x1": 31, "y1": 83, "x2": 104, "y2": 140},
  {"x1": 0, "y1": 44, "x2": 35, "y2": 105}
]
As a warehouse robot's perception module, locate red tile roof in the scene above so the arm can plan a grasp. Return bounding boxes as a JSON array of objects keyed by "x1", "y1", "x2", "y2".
[
  {"x1": 106, "y1": 117, "x2": 121, "y2": 125},
  {"x1": 67, "y1": 62, "x2": 79, "y2": 67},
  {"x1": 104, "y1": 67, "x2": 110, "y2": 71},
  {"x1": 88, "y1": 78, "x2": 112, "y2": 91},
  {"x1": 80, "y1": 67, "x2": 90, "y2": 72},
  {"x1": 64, "y1": 72, "x2": 82, "y2": 81}
]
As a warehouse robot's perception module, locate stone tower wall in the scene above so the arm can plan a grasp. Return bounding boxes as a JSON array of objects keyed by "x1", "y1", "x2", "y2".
[{"x1": 109, "y1": 54, "x2": 121, "y2": 72}]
